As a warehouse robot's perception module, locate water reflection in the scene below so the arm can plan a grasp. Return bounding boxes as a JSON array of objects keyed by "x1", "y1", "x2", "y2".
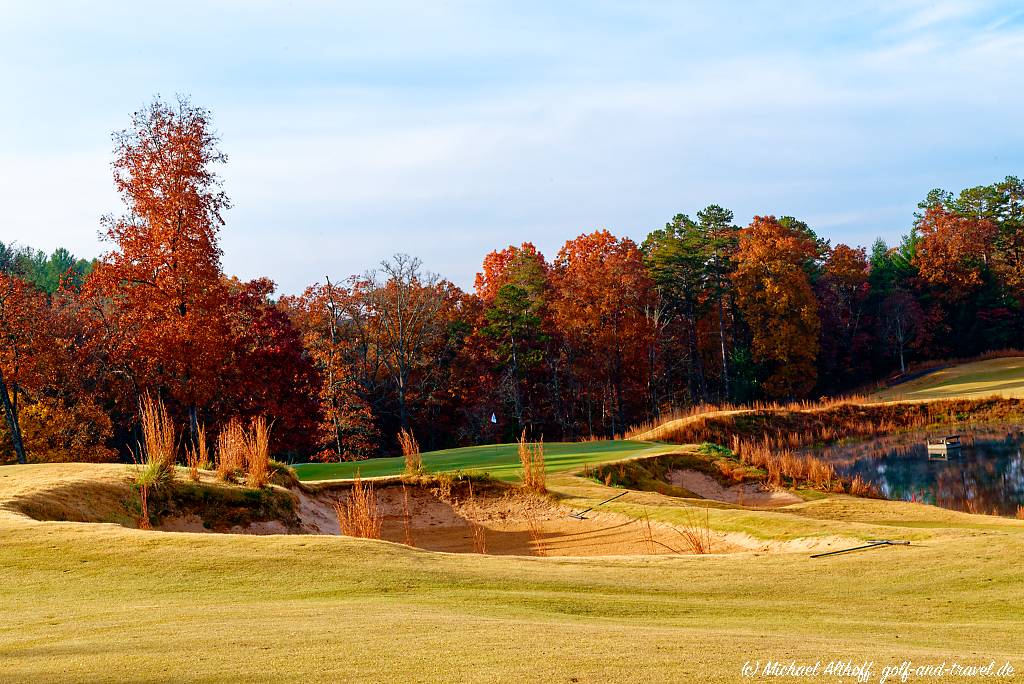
[{"x1": 804, "y1": 428, "x2": 1024, "y2": 515}]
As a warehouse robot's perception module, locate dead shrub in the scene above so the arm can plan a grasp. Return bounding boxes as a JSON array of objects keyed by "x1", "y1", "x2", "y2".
[
  {"x1": 398, "y1": 428, "x2": 422, "y2": 475},
  {"x1": 333, "y1": 473, "x2": 382, "y2": 539}
]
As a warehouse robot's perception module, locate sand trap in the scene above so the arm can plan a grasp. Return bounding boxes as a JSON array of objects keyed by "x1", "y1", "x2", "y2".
[
  {"x1": 294, "y1": 482, "x2": 744, "y2": 556},
  {"x1": 666, "y1": 469, "x2": 801, "y2": 508},
  {"x1": 1, "y1": 463, "x2": 836, "y2": 556}
]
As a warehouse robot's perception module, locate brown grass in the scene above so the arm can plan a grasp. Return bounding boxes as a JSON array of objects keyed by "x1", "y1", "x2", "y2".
[
  {"x1": 398, "y1": 428, "x2": 422, "y2": 476},
  {"x1": 517, "y1": 431, "x2": 546, "y2": 493},
  {"x1": 333, "y1": 472, "x2": 382, "y2": 539},
  {"x1": 1015, "y1": 505, "x2": 1023, "y2": 520},
  {"x1": 185, "y1": 424, "x2": 209, "y2": 482},
  {"x1": 134, "y1": 394, "x2": 176, "y2": 528},
  {"x1": 244, "y1": 417, "x2": 271, "y2": 488},
  {"x1": 674, "y1": 507, "x2": 712, "y2": 554},
  {"x1": 215, "y1": 419, "x2": 246, "y2": 481},
  {"x1": 465, "y1": 480, "x2": 487, "y2": 553},
  {"x1": 401, "y1": 483, "x2": 414, "y2": 546}
]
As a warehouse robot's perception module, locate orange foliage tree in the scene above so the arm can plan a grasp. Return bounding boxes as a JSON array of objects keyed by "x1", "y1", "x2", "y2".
[
  {"x1": 550, "y1": 230, "x2": 655, "y2": 437},
  {"x1": 284, "y1": 279, "x2": 379, "y2": 461},
  {"x1": 83, "y1": 96, "x2": 231, "y2": 442},
  {"x1": 912, "y1": 206, "x2": 996, "y2": 302},
  {"x1": 732, "y1": 216, "x2": 821, "y2": 399}
]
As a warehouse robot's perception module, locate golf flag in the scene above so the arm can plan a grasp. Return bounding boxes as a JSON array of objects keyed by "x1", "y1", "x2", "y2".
[{"x1": 490, "y1": 413, "x2": 497, "y2": 424}]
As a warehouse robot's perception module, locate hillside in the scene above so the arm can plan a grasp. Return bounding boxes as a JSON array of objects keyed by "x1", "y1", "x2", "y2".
[
  {"x1": 871, "y1": 356, "x2": 1024, "y2": 401},
  {"x1": 2, "y1": 461, "x2": 1023, "y2": 681}
]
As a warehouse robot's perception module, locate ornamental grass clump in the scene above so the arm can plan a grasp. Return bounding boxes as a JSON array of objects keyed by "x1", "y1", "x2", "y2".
[
  {"x1": 215, "y1": 418, "x2": 246, "y2": 481},
  {"x1": 333, "y1": 472, "x2": 382, "y2": 539},
  {"x1": 517, "y1": 431, "x2": 546, "y2": 493},
  {"x1": 244, "y1": 416, "x2": 271, "y2": 488},
  {"x1": 398, "y1": 428, "x2": 422, "y2": 476},
  {"x1": 134, "y1": 394, "x2": 176, "y2": 529}
]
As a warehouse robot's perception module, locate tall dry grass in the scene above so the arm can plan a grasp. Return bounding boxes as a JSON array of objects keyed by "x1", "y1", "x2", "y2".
[
  {"x1": 215, "y1": 418, "x2": 247, "y2": 481},
  {"x1": 675, "y1": 507, "x2": 712, "y2": 554},
  {"x1": 517, "y1": 431, "x2": 546, "y2": 493},
  {"x1": 398, "y1": 428, "x2": 422, "y2": 475},
  {"x1": 1017, "y1": 505, "x2": 1024, "y2": 520},
  {"x1": 244, "y1": 416, "x2": 271, "y2": 488},
  {"x1": 185, "y1": 423, "x2": 209, "y2": 482},
  {"x1": 134, "y1": 394, "x2": 177, "y2": 529},
  {"x1": 401, "y1": 483, "x2": 415, "y2": 546},
  {"x1": 466, "y1": 481, "x2": 488, "y2": 554},
  {"x1": 333, "y1": 472, "x2": 382, "y2": 539}
]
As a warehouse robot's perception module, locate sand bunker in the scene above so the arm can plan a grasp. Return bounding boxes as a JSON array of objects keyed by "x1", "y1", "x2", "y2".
[
  {"x1": 2, "y1": 464, "x2": 846, "y2": 556},
  {"x1": 666, "y1": 469, "x2": 801, "y2": 508}
]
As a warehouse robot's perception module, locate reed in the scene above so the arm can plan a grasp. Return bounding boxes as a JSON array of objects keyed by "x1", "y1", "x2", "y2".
[
  {"x1": 1016, "y1": 505, "x2": 1024, "y2": 520},
  {"x1": 401, "y1": 484, "x2": 415, "y2": 546},
  {"x1": 134, "y1": 394, "x2": 176, "y2": 528},
  {"x1": 215, "y1": 418, "x2": 246, "y2": 481},
  {"x1": 398, "y1": 428, "x2": 422, "y2": 475},
  {"x1": 185, "y1": 423, "x2": 209, "y2": 482},
  {"x1": 333, "y1": 472, "x2": 381, "y2": 539},
  {"x1": 244, "y1": 416, "x2": 272, "y2": 488},
  {"x1": 517, "y1": 431, "x2": 546, "y2": 493},
  {"x1": 674, "y1": 507, "x2": 712, "y2": 554}
]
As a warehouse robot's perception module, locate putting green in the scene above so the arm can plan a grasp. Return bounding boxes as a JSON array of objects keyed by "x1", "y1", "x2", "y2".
[{"x1": 293, "y1": 440, "x2": 676, "y2": 481}]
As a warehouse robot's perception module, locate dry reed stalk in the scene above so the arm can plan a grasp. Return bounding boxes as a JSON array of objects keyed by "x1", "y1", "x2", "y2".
[
  {"x1": 1016, "y1": 505, "x2": 1024, "y2": 520},
  {"x1": 524, "y1": 508, "x2": 545, "y2": 556},
  {"x1": 245, "y1": 416, "x2": 272, "y2": 488},
  {"x1": 185, "y1": 423, "x2": 210, "y2": 482},
  {"x1": 333, "y1": 473, "x2": 382, "y2": 539},
  {"x1": 138, "y1": 394, "x2": 176, "y2": 477},
  {"x1": 134, "y1": 394, "x2": 177, "y2": 527},
  {"x1": 138, "y1": 484, "x2": 152, "y2": 530},
  {"x1": 517, "y1": 431, "x2": 546, "y2": 493},
  {"x1": 398, "y1": 428, "x2": 422, "y2": 475},
  {"x1": 465, "y1": 481, "x2": 488, "y2": 554},
  {"x1": 215, "y1": 418, "x2": 246, "y2": 481},
  {"x1": 641, "y1": 510, "x2": 656, "y2": 554},
  {"x1": 674, "y1": 507, "x2": 712, "y2": 554},
  {"x1": 401, "y1": 483, "x2": 415, "y2": 547}
]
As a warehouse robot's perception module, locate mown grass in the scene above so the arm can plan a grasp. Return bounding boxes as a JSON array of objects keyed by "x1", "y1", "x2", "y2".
[
  {"x1": 873, "y1": 356, "x2": 1024, "y2": 401},
  {"x1": 2, "y1": 500, "x2": 1023, "y2": 682},
  {"x1": 293, "y1": 440, "x2": 676, "y2": 482}
]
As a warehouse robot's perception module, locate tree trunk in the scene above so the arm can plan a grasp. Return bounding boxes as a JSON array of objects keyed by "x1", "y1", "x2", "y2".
[
  {"x1": 717, "y1": 293, "x2": 729, "y2": 401},
  {"x1": 0, "y1": 370, "x2": 27, "y2": 464}
]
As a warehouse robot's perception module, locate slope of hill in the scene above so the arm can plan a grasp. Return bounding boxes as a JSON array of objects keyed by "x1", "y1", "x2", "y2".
[{"x1": 871, "y1": 356, "x2": 1024, "y2": 401}]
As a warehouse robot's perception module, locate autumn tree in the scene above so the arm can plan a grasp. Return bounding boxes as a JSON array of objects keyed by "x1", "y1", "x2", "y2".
[
  {"x1": 816, "y1": 244, "x2": 870, "y2": 387},
  {"x1": 84, "y1": 96, "x2": 231, "y2": 444},
  {"x1": 475, "y1": 243, "x2": 551, "y2": 434},
  {"x1": 879, "y1": 290, "x2": 926, "y2": 373},
  {"x1": 215, "y1": 277, "x2": 323, "y2": 457},
  {"x1": 285, "y1": 280, "x2": 379, "y2": 461},
  {"x1": 550, "y1": 230, "x2": 655, "y2": 437},
  {"x1": 912, "y1": 206, "x2": 996, "y2": 302},
  {"x1": 0, "y1": 274, "x2": 42, "y2": 463},
  {"x1": 732, "y1": 216, "x2": 821, "y2": 399}
]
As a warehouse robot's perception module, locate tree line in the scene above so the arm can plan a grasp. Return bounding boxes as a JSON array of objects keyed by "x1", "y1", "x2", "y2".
[{"x1": 2, "y1": 97, "x2": 1022, "y2": 463}]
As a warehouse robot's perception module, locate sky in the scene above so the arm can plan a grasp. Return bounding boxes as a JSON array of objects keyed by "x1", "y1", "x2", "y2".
[{"x1": 1, "y1": 1, "x2": 1023, "y2": 294}]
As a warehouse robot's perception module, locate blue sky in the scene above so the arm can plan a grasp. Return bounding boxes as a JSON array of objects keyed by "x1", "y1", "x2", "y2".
[{"x1": 2, "y1": 1, "x2": 1023, "y2": 293}]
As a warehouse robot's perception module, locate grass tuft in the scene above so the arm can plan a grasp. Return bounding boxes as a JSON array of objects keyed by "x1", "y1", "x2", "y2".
[
  {"x1": 517, "y1": 431, "x2": 546, "y2": 493},
  {"x1": 333, "y1": 472, "x2": 382, "y2": 539},
  {"x1": 398, "y1": 428, "x2": 423, "y2": 476}
]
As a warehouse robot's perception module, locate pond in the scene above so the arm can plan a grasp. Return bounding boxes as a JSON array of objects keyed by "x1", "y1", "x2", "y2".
[{"x1": 804, "y1": 429, "x2": 1024, "y2": 516}]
